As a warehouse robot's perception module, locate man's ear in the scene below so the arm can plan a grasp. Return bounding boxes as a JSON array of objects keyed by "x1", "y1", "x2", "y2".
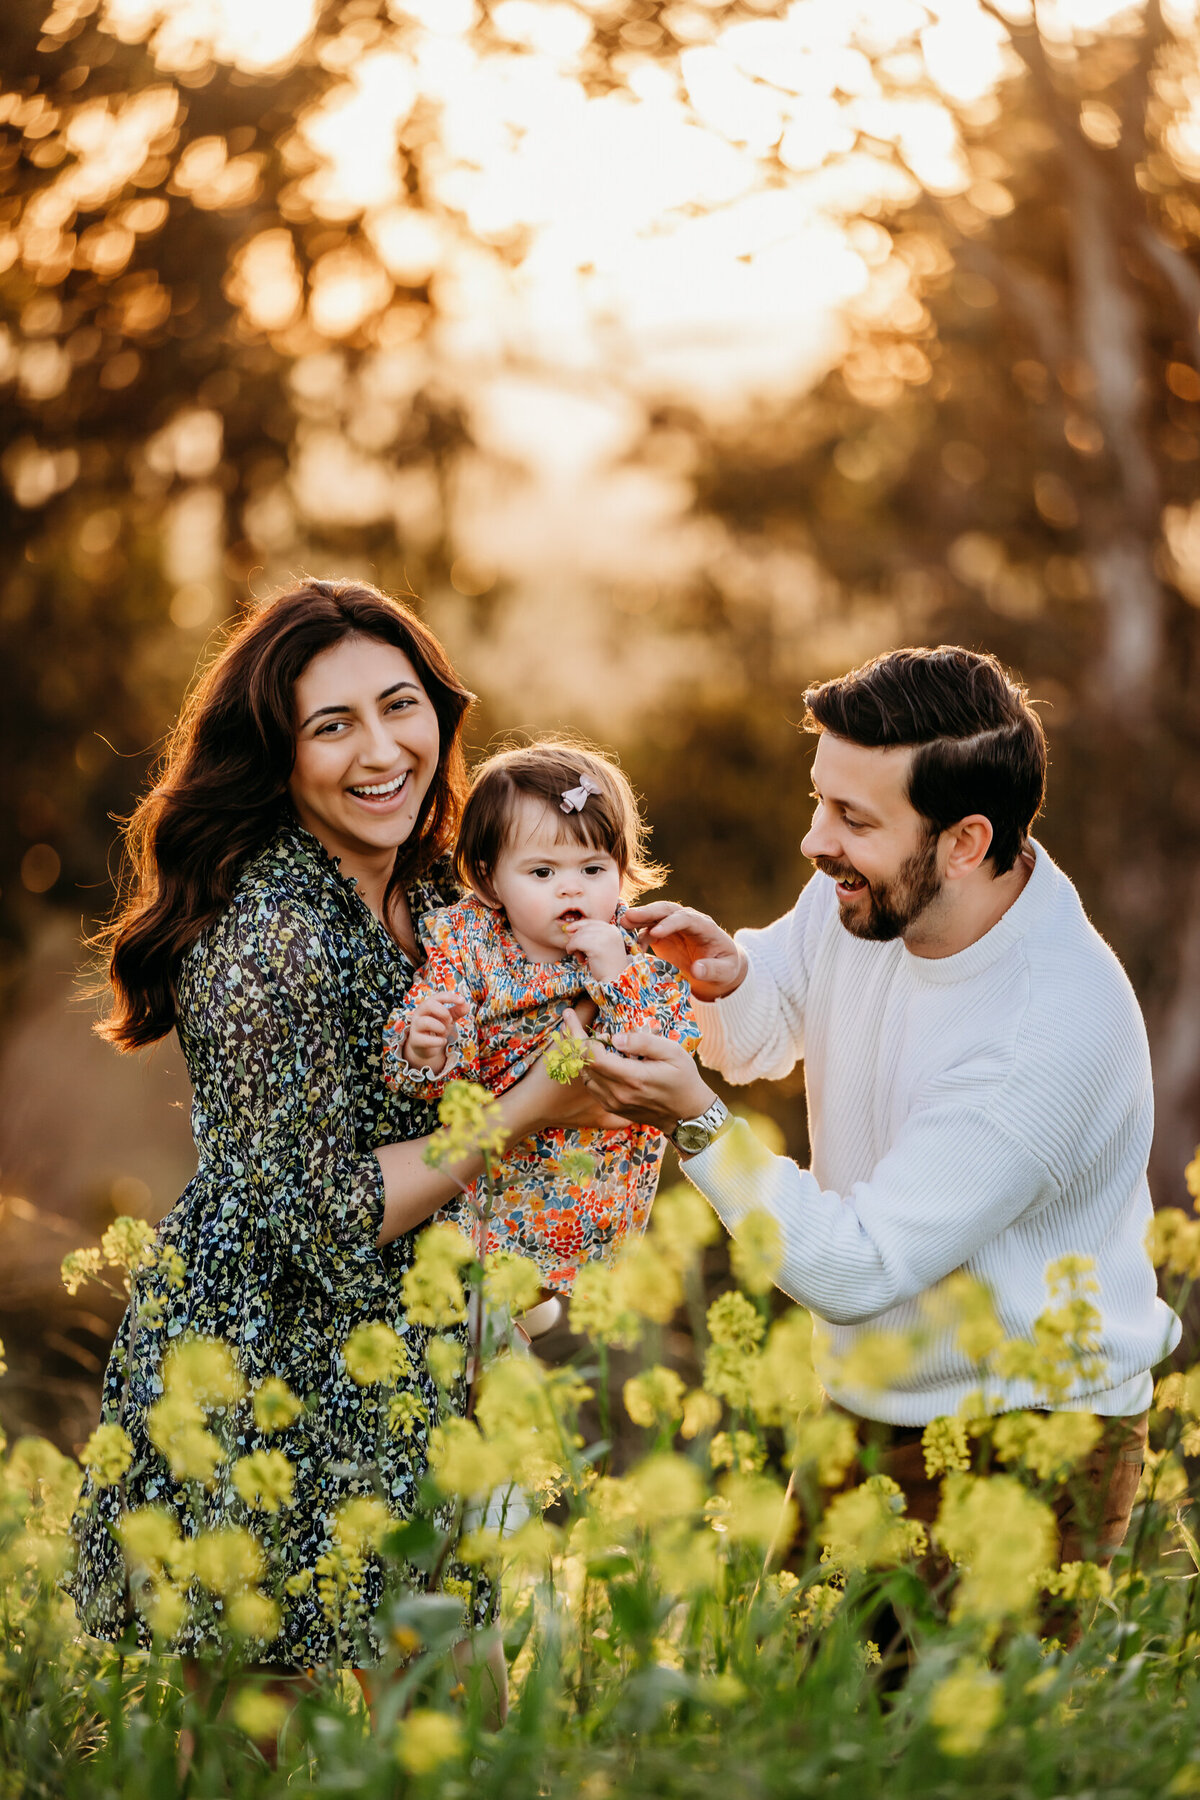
[{"x1": 943, "y1": 815, "x2": 994, "y2": 881}]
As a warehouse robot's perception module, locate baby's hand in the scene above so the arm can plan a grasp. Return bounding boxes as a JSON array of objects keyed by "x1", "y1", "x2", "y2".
[
  {"x1": 403, "y1": 990, "x2": 468, "y2": 1074},
  {"x1": 563, "y1": 919, "x2": 629, "y2": 984}
]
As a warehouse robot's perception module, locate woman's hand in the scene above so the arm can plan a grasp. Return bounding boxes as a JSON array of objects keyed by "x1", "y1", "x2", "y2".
[
  {"x1": 580, "y1": 1029, "x2": 717, "y2": 1135},
  {"x1": 620, "y1": 902, "x2": 746, "y2": 1002}
]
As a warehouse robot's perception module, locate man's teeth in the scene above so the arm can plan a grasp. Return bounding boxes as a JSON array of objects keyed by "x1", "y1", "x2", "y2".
[{"x1": 351, "y1": 773, "x2": 407, "y2": 798}]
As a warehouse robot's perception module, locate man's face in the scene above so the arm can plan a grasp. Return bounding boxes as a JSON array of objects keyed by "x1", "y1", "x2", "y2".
[{"x1": 800, "y1": 733, "x2": 944, "y2": 942}]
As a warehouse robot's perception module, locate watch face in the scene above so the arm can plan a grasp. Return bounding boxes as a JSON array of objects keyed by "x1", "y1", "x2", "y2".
[{"x1": 673, "y1": 1122, "x2": 711, "y2": 1155}]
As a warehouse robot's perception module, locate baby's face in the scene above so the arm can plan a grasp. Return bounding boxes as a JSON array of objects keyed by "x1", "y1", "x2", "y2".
[{"x1": 486, "y1": 796, "x2": 622, "y2": 963}]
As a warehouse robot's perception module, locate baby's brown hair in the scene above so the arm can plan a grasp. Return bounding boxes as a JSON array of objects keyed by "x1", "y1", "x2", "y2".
[{"x1": 455, "y1": 739, "x2": 668, "y2": 903}]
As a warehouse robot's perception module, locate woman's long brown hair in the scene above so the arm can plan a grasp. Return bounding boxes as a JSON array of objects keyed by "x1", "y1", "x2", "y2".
[{"x1": 98, "y1": 578, "x2": 474, "y2": 1050}]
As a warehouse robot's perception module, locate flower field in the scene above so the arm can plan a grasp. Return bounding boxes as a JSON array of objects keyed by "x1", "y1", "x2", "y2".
[{"x1": 5, "y1": 1133, "x2": 1200, "y2": 1798}]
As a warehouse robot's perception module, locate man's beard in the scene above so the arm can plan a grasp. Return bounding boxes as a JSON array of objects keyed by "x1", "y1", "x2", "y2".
[{"x1": 816, "y1": 830, "x2": 943, "y2": 942}]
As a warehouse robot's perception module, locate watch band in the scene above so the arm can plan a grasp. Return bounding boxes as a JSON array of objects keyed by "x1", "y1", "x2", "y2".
[{"x1": 670, "y1": 1098, "x2": 731, "y2": 1156}]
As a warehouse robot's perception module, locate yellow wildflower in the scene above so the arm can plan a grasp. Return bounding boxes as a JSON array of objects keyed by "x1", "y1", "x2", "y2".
[
  {"x1": 226, "y1": 1590, "x2": 282, "y2": 1643},
  {"x1": 1044, "y1": 1560, "x2": 1112, "y2": 1602},
  {"x1": 925, "y1": 1272, "x2": 1006, "y2": 1364},
  {"x1": 192, "y1": 1525, "x2": 265, "y2": 1594},
  {"x1": 703, "y1": 1342, "x2": 761, "y2": 1412},
  {"x1": 142, "y1": 1581, "x2": 188, "y2": 1641},
  {"x1": 710, "y1": 1429, "x2": 766, "y2": 1473},
  {"x1": 343, "y1": 1321, "x2": 411, "y2": 1387},
  {"x1": 80, "y1": 1423, "x2": 134, "y2": 1487},
  {"x1": 542, "y1": 1031, "x2": 592, "y2": 1085},
  {"x1": 929, "y1": 1660, "x2": 1003, "y2": 1757},
  {"x1": 231, "y1": 1689, "x2": 290, "y2": 1740},
  {"x1": 163, "y1": 1336, "x2": 246, "y2": 1409},
  {"x1": 707, "y1": 1290, "x2": 766, "y2": 1352},
  {"x1": 649, "y1": 1183, "x2": 719, "y2": 1265},
  {"x1": 680, "y1": 1388, "x2": 723, "y2": 1440},
  {"x1": 284, "y1": 1569, "x2": 314, "y2": 1596},
  {"x1": 833, "y1": 1328, "x2": 916, "y2": 1393},
  {"x1": 0, "y1": 1335, "x2": 6, "y2": 1378},
  {"x1": 1186, "y1": 1146, "x2": 1200, "y2": 1203},
  {"x1": 119, "y1": 1505, "x2": 181, "y2": 1571},
  {"x1": 936, "y1": 1473, "x2": 1057, "y2": 1624},
  {"x1": 60, "y1": 1248, "x2": 103, "y2": 1296},
  {"x1": 231, "y1": 1449, "x2": 295, "y2": 1514},
  {"x1": 568, "y1": 1261, "x2": 642, "y2": 1348},
  {"x1": 146, "y1": 1394, "x2": 226, "y2": 1486},
  {"x1": 423, "y1": 1079, "x2": 508, "y2": 1167},
  {"x1": 612, "y1": 1239, "x2": 683, "y2": 1323},
  {"x1": 730, "y1": 1207, "x2": 783, "y2": 1296},
  {"x1": 156, "y1": 1246, "x2": 187, "y2": 1290},
  {"x1": 334, "y1": 1495, "x2": 393, "y2": 1554},
  {"x1": 788, "y1": 1411, "x2": 859, "y2": 1487},
  {"x1": 252, "y1": 1377, "x2": 303, "y2": 1433},
  {"x1": 818, "y1": 1475, "x2": 927, "y2": 1571},
  {"x1": 1146, "y1": 1208, "x2": 1200, "y2": 1278},
  {"x1": 1141, "y1": 1448, "x2": 1190, "y2": 1505},
  {"x1": 754, "y1": 1310, "x2": 822, "y2": 1426},
  {"x1": 401, "y1": 1223, "x2": 475, "y2": 1329},
  {"x1": 387, "y1": 1390, "x2": 428, "y2": 1438},
  {"x1": 654, "y1": 1522, "x2": 720, "y2": 1594},
  {"x1": 623, "y1": 1365, "x2": 686, "y2": 1430},
  {"x1": 991, "y1": 1410, "x2": 1102, "y2": 1483},
  {"x1": 628, "y1": 1453, "x2": 704, "y2": 1526},
  {"x1": 720, "y1": 1470, "x2": 796, "y2": 1549},
  {"x1": 395, "y1": 1708, "x2": 463, "y2": 1777},
  {"x1": 425, "y1": 1337, "x2": 466, "y2": 1388},
  {"x1": 553, "y1": 1148, "x2": 597, "y2": 1181},
  {"x1": 482, "y1": 1250, "x2": 543, "y2": 1317},
  {"x1": 101, "y1": 1216, "x2": 157, "y2": 1273},
  {"x1": 922, "y1": 1416, "x2": 972, "y2": 1478},
  {"x1": 795, "y1": 1579, "x2": 846, "y2": 1632},
  {"x1": 429, "y1": 1418, "x2": 509, "y2": 1499}
]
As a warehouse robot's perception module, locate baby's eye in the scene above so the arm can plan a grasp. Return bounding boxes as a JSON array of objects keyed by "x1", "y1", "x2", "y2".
[
  {"x1": 583, "y1": 864, "x2": 608, "y2": 876},
  {"x1": 530, "y1": 866, "x2": 553, "y2": 879}
]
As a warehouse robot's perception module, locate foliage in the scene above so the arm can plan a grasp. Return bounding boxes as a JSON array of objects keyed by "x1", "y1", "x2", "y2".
[{"x1": 1, "y1": 1147, "x2": 1198, "y2": 1796}]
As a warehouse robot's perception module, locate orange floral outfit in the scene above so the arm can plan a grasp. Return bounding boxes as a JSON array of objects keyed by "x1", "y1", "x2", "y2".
[{"x1": 382, "y1": 895, "x2": 699, "y2": 1292}]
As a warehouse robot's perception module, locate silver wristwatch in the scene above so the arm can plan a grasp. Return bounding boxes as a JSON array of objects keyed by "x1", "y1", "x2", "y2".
[{"x1": 670, "y1": 1097, "x2": 731, "y2": 1156}]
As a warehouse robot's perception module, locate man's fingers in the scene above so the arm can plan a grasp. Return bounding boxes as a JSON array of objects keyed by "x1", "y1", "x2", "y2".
[{"x1": 619, "y1": 901, "x2": 675, "y2": 927}]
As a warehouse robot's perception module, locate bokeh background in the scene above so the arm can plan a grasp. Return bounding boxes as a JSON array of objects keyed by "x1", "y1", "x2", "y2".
[{"x1": 2, "y1": 0, "x2": 1198, "y2": 1452}]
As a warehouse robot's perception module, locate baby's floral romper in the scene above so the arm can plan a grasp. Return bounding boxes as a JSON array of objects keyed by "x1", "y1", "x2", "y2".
[
  {"x1": 382, "y1": 894, "x2": 700, "y2": 1292},
  {"x1": 68, "y1": 818, "x2": 490, "y2": 1666}
]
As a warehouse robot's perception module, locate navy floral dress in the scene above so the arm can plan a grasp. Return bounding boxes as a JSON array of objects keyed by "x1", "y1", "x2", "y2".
[{"x1": 68, "y1": 816, "x2": 488, "y2": 1666}]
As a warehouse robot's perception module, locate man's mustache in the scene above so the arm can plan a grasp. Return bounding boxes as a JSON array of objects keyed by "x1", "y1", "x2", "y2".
[{"x1": 813, "y1": 856, "x2": 866, "y2": 884}]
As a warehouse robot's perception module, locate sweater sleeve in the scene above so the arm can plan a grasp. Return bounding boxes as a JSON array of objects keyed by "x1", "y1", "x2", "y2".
[
  {"x1": 684, "y1": 1109, "x2": 1060, "y2": 1326},
  {"x1": 207, "y1": 900, "x2": 390, "y2": 1304},
  {"x1": 382, "y1": 929, "x2": 480, "y2": 1099},
  {"x1": 692, "y1": 875, "x2": 830, "y2": 1083}
]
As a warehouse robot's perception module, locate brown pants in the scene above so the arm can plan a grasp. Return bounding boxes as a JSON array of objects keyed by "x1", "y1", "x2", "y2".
[{"x1": 860, "y1": 1411, "x2": 1149, "y2": 1570}]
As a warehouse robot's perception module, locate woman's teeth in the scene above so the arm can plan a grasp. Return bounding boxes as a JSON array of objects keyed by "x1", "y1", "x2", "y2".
[{"x1": 350, "y1": 772, "x2": 408, "y2": 799}]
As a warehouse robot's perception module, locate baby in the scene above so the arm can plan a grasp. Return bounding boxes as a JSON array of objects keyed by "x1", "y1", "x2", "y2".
[{"x1": 382, "y1": 741, "x2": 699, "y2": 1295}]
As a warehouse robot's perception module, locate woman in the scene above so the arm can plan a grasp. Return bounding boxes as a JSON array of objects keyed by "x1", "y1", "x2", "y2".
[{"x1": 69, "y1": 577, "x2": 596, "y2": 1677}]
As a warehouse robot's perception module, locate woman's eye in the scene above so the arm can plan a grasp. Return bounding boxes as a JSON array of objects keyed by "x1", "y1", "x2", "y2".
[
  {"x1": 386, "y1": 698, "x2": 415, "y2": 714},
  {"x1": 315, "y1": 720, "x2": 349, "y2": 736}
]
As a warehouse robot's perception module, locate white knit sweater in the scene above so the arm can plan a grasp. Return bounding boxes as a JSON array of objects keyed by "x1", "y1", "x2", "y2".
[{"x1": 687, "y1": 842, "x2": 1180, "y2": 1423}]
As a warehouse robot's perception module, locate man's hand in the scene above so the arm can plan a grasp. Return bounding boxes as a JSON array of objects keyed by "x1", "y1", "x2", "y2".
[
  {"x1": 582, "y1": 1029, "x2": 717, "y2": 1136},
  {"x1": 403, "y1": 990, "x2": 469, "y2": 1073},
  {"x1": 619, "y1": 902, "x2": 746, "y2": 1003},
  {"x1": 563, "y1": 918, "x2": 628, "y2": 984}
]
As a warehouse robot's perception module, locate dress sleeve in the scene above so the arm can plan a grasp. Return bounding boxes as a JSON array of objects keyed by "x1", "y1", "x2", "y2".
[
  {"x1": 584, "y1": 950, "x2": 701, "y2": 1049},
  {"x1": 382, "y1": 931, "x2": 480, "y2": 1099},
  {"x1": 207, "y1": 899, "x2": 390, "y2": 1303}
]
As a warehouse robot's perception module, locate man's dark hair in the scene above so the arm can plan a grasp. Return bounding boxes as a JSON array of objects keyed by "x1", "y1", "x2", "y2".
[{"x1": 803, "y1": 646, "x2": 1047, "y2": 874}]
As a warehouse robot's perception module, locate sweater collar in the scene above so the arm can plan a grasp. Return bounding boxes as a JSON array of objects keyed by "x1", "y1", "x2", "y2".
[{"x1": 898, "y1": 838, "x2": 1057, "y2": 985}]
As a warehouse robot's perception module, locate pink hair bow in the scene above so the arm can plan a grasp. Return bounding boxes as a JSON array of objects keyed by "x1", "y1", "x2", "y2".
[{"x1": 560, "y1": 774, "x2": 601, "y2": 814}]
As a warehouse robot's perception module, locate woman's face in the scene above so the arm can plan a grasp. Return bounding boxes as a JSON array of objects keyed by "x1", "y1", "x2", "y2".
[{"x1": 288, "y1": 634, "x2": 442, "y2": 866}]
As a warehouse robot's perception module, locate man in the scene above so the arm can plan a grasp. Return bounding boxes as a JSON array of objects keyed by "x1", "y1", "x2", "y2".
[{"x1": 583, "y1": 645, "x2": 1179, "y2": 1562}]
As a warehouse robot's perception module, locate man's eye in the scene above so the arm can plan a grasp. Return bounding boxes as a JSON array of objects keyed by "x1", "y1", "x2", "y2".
[{"x1": 844, "y1": 818, "x2": 866, "y2": 831}]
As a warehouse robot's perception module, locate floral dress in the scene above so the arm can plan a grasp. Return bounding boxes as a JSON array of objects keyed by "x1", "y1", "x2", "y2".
[
  {"x1": 68, "y1": 817, "x2": 489, "y2": 1666},
  {"x1": 382, "y1": 895, "x2": 700, "y2": 1291}
]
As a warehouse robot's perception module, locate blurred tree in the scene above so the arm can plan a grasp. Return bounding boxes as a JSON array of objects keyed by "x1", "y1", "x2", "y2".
[{"x1": 684, "y1": 0, "x2": 1200, "y2": 1196}]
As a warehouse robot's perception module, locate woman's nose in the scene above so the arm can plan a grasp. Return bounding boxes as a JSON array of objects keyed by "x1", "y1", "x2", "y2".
[{"x1": 360, "y1": 714, "x2": 397, "y2": 766}]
